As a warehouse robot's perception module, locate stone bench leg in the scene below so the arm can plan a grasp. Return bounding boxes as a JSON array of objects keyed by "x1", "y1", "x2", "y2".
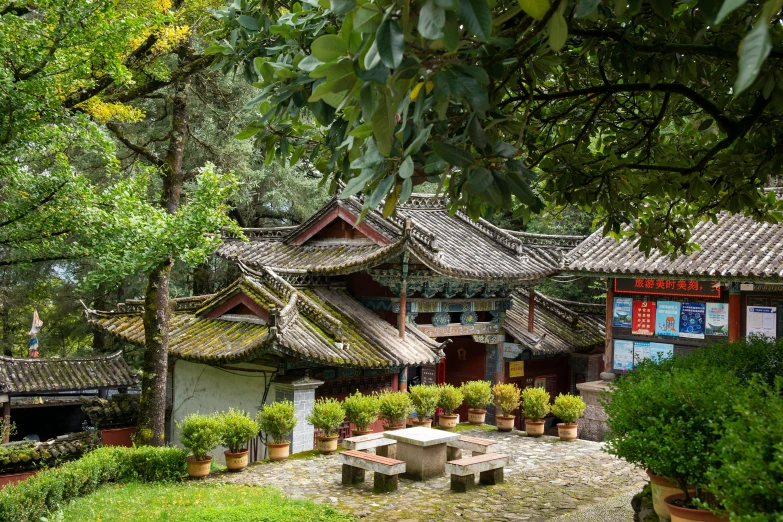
[
  {"x1": 447, "y1": 446, "x2": 462, "y2": 461},
  {"x1": 342, "y1": 464, "x2": 365, "y2": 485},
  {"x1": 479, "y1": 467, "x2": 503, "y2": 486},
  {"x1": 450, "y1": 473, "x2": 475, "y2": 493},
  {"x1": 373, "y1": 472, "x2": 398, "y2": 493},
  {"x1": 377, "y1": 445, "x2": 396, "y2": 459}
]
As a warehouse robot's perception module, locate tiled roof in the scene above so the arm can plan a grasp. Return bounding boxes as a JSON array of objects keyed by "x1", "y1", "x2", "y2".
[
  {"x1": 0, "y1": 351, "x2": 137, "y2": 394},
  {"x1": 563, "y1": 212, "x2": 783, "y2": 280},
  {"x1": 0, "y1": 431, "x2": 100, "y2": 474},
  {"x1": 504, "y1": 290, "x2": 605, "y2": 356},
  {"x1": 87, "y1": 268, "x2": 441, "y2": 368},
  {"x1": 218, "y1": 194, "x2": 564, "y2": 283}
]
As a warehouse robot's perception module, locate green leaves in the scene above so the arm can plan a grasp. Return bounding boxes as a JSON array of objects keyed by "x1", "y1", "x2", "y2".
[
  {"x1": 575, "y1": 0, "x2": 599, "y2": 17},
  {"x1": 465, "y1": 167, "x2": 492, "y2": 193},
  {"x1": 518, "y1": 0, "x2": 550, "y2": 20},
  {"x1": 458, "y1": 0, "x2": 492, "y2": 42},
  {"x1": 548, "y1": 12, "x2": 568, "y2": 51},
  {"x1": 649, "y1": 0, "x2": 673, "y2": 19},
  {"x1": 432, "y1": 143, "x2": 475, "y2": 167},
  {"x1": 311, "y1": 35, "x2": 348, "y2": 62},
  {"x1": 419, "y1": 0, "x2": 447, "y2": 39},
  {"x1": 735, "y1": 18, "x2": 771, "y2": 95},
  {"x1": 372, "y1": 91, "x2": 395, "y2": 156},
  {"x1": 376, "y1": 20, "x2": 405, "y2": 68},
  {"x1": 399, "y1": 156, "x2": 415, "y2": 179}
]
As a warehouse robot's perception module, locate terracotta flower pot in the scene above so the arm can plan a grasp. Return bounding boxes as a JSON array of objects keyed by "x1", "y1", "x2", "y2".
[
  {"x1": 0, "y1": 470, "x2": 38, "y2": 489},
  {"x1": 383, "y1": 423, "x2": 405, "y2": 431},
  {"x1": 496, "y1": 415, "x2": 515, "y2": 432},
  {"x1": 99, "y1": 426, "x2": 136, "y2": 447},
  {"x1": 525, "y1": 420, "x2": 546, "y2": 437},
  {"x1": 439, "y1": 414, "x2": 458, "y2": 430},
  {"x1": 664, "y1": 494, "x2": 729, "y2": 522},
  {"x1": 468, "y1": 408, "x2": 486, "y2": 425},
  {"x1": 648, "y1": 470, "x2": 692, "y2": 519},
  {"x1": 557, "y1": 422, "x2": 578, "y2": 441},
  {"x1": 352, "y1": 429, "x2": 374, "y2": 436},
  {"x1": 224, "y1": 450, "x2": 249, "y2": 472},
  {"x1": 267, "y1": 442, "x2": 290, "y2": 461},
  {"x1": 316, "y1": 435, "x2": 339, "y2": 454},
  {"x1": 186, "y1": 455, "x2": 212, "y2": 479},
  {"x1": 412, "y1": 418, "x2": 432, "y2": 428}
]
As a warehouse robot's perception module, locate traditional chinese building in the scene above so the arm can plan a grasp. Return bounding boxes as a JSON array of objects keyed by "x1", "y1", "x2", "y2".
[
  {"x1": 563, "y1": 210, "x2": 783, "y2": 439},
  {"x1": 87, "y1": 193, "x2": 595, "y2": 455}
]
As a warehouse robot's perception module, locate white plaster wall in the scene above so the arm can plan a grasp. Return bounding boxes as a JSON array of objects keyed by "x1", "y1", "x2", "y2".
[{"x1": 171, "y1": 360, "x2": 276, "y2": 464}]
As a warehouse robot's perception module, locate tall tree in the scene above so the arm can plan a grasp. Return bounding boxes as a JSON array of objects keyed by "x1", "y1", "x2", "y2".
[{"x1": 216, "y1": 0, "x2": 783, "y2": 255}]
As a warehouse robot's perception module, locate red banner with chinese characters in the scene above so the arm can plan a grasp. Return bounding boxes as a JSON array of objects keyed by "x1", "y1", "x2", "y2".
[
  {"x1": 615, "y1": 278, "x2": 721, "y2": 299},
  {"x1": 632, "y1": 301, "x2": 656, "y2": 336}
]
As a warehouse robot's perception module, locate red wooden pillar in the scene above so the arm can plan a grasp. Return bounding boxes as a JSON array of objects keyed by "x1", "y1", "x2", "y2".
[
  {"x1": 729, "y1": 289, "x2": 742, "y2": 342},
  {"x1": 398, "y1": 368, "x2": 407, "y2": 393},
  {"x1": 604, "y1": 279, "x2": 615, "y2": 374},
  {"x1": 398, "y1": 290, "x2": 407, "y2": 340}
]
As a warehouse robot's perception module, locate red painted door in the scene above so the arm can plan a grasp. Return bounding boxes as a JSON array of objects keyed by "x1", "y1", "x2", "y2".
[{"x1": 442, "y1": 337, "x2": 486, "y2": 421}]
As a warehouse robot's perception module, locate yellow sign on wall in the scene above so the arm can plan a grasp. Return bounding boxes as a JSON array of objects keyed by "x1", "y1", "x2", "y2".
[{"x1": 509, "y1": 361, "x2": 525, "y2": 378}]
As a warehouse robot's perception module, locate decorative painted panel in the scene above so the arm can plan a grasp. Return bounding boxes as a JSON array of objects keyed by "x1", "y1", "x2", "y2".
[{"x1": 417, "y1": 322, "x2": 501, "y2": 338}]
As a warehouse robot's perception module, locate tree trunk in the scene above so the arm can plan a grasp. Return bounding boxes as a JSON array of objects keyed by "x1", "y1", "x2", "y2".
[
  {"x1": 0, "y1": 306, "x2": 10, "y2": 357},
  {"x1": 192, "y1": 262, "x2": 212, "y2": 296},
  {"x1": 135, "y1": 66, "x2": 190, "y2": 446},
  {"x1": 91, "y1": 282, "x2": 114, "y2": 353}
]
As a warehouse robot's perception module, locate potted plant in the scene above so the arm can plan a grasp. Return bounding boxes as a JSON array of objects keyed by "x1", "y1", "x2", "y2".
[
  {"x1": 257, "y1": 400, "x2": 297, "y2": 461},
  {"x1": 409, "y1": 384, "x2": 439, "y2": 427},
  {"x1": 377, "y1": 390, "x2": 413, "y2": 431},
  {"x1": 307, "y1": 398, "x2": 346, "y2": 454},
  {"x1": 492, "y1": 383, "x2": 521, "y2": 431},
  {"x1": 218, "y1": 408, "x2": 260, "y2": 472},
  {"x1": 460, "y1": 380, "x2": 493, "y2": 425},
  {"x1": 604, "y1": 362, "x2": 737, "y2": 521},
  {"x1": 176, "y1": 412, "x2": 222, "y2": 478},
  {"x1": 436, "y1": 384, "x2": 463, "y2": 430},
  {"x1": 521, "y1": 387, "x2": 550, "y2": 437},
  {"x1": 550, "y1": 393, "x2": 586, "y2": 441},
  {"x1": 344, "y1": 391, "x2": 380, "y2": 435}
]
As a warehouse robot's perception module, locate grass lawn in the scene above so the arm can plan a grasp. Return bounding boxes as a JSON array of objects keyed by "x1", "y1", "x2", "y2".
[{"x1": 57, "y1": 482, "x2": 352, "y2": 522}]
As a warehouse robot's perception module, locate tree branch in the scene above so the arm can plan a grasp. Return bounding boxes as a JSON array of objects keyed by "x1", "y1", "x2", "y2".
[{"x1": 105, "y1": 123, "x2": 165, "y2": 169}]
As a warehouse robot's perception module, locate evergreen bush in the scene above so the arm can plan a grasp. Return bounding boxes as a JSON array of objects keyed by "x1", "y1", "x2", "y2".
[
  {"x1": 460, "y1": 380, "x2": 493, "y2": 410},
  {"x1": 257, "y1": 400, "x2": 297, "y2": 444},
  {"x1": 343, "y1": 391, "x2": 380, "y2": 431},
  {"x1": 218, "y1": 408, "x2": 260, "y2": 453},
  {"x1": 521, "y1": 387, "x2": 550, "y2": 421},
  {"x1": 176, "y1": 412, "x2": 222, "y2": 461},
  {"x1": 550, "y1": 394, "x2": 586, "y2": 424},
  {"x1": 493, "y1": 383, "x2": 522, "y2": 417},
  {"x1": 0, "y1": 446, "x2": 186, "y2": 522},
  {"x1": 409, "y1": 384, "x2": 440, "y2": 420},
  {"x1": 307, "y1": 398, "x2": 346, "y2": 437},
  {"x1": 377, "y1": 390, "x2": 413, "y2": 427},
  {"x1": 436, "y1": 384, "x2": 463, "y2": 415}
]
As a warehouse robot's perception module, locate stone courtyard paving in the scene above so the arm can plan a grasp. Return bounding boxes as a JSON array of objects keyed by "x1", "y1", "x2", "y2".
[{"x1": 212, "y1": 428, "x2": 647, "y2": 522}]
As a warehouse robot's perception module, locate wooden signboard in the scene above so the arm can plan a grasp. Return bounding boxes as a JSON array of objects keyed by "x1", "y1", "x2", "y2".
[
  {"x1": 615, "y1": 278, "x2": 720, "y2": 299},
  {"x1": 509, "y1": 361, "x2": 524, "y2": 378}
]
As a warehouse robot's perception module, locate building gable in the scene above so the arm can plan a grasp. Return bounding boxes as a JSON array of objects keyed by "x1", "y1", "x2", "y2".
[{"x1": 288, "y1": 206, "x2": 391, "y2": 246}]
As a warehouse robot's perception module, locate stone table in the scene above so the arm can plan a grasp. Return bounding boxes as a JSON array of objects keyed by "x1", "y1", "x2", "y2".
[{"x1": 382, "y1": 427, "x2": 460, "y2": 480}]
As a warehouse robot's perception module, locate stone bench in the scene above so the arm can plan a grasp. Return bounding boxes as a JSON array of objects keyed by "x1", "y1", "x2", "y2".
[
  {"x1": 341, "y1": 432, "x2": 397, "y2": 458},
  {"x1": 446, "y1": 435, "x2": 497, "y2": 460},
  {"x1": 338, "y1": 449, "x2": 406, "y2": 493},
  {"x1": 445, "y1": 453, "x2": 509, "y2": 492}
]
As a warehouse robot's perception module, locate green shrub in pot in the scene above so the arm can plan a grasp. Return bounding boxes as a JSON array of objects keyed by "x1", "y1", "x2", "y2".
[
  {"x1": 409, "y1": 384, "x2": 440, "y2": 422},
  {"x1": 307, "y1": 398, "x2": 346, "y2": 438},
  {"x1": 218, "y1": 408, "x2": 260, "y2": 453},
  {"x1": 377, "y1": 390, "x2": 413, "y2": 428},
  {"x1": 521, "y1": 387, "x2": 550, "y2": 421},
  {"x1": 708, "y1": 377, "x2": 783, "y2": 521},
  {"x1": 437, "y1": 384, "x2": 464, "y2": 415},
  {"x1": 551, "y1": 394, "x2": 586, "y2": 424},
  {"x1": 176, "y1": 413, "x2": 222, "y2": 462},
  {"x1": 343, "y1": 391, "x2": 380, "y2": 432},
  {"x1": 493, "y1": 383, "x2": 522, "y2": 417},
  {"x1": 257, "y1": 400, "x2": 297, "y2": 444},
  {"x1": 460, "y1": 380, "x2": 493, "y2": 410}
]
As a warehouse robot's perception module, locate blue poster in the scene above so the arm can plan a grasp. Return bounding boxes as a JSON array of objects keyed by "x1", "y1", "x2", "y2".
[
  {"x1": 679, "y1": 302, "x2": 706, "y2": 339},
  {"x1": 613, "y1": 340, "x2": 635, "y2": 371},
  {"x1": 613, "y1": 298, "x2": 633, "y2": 327},
  {"x1": 650, "y1": 342, "x2": 674, "y2": 361},
  {"x1": 655, "y1": 301, "x2": 682, "y2": 337},
  {"x1": 633, "y1": 341, "x2": 650, "y2": 365}
]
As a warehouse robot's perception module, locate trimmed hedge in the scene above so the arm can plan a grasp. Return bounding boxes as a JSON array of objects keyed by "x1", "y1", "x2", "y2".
[{"x1": 0, "y1": 445, "x2": 186, "y2": 522}]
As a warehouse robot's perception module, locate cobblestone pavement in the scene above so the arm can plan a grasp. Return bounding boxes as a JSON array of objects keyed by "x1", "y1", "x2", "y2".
[
  {"x1": 547, "y1": 491, "x2": 637, "y2": 522},
  {"x1": 212, "y1": 429, "x2": 647, "y2": 522}
]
